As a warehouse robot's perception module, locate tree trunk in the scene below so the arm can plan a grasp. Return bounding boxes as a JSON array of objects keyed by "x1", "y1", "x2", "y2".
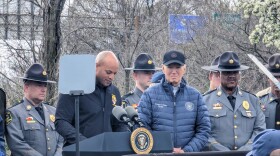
[{"x1": 41, "y1": 0, "x2": 66, "y2": 104}]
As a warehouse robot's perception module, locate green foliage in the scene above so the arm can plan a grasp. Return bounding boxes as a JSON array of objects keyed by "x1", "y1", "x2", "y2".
[{"x1": 240, "y1": 0, "x2": 280, "y2": 49}]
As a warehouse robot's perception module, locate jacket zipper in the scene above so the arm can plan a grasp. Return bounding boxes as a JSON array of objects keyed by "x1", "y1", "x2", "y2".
[{"x1": 173, "y1": 92, "x2": 177, "y2": 147}]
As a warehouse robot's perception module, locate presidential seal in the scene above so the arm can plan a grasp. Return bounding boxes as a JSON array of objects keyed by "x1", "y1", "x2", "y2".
[{"x1": 130, "y1": 127, "x2": 153, "y2": 154}]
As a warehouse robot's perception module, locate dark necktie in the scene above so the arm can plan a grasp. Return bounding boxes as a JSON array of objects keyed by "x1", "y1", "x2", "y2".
[
  {"x1": 228, "y1": 96, "x2": 236, "y2": 110},
  {"x1": 275, "y1": 100, "x2": 280, "y2": 130},
  {"x1": 35, "y1": 107, "x2": 45, "y2": 121}
]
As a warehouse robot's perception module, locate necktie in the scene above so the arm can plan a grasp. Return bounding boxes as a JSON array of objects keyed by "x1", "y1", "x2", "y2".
[
  {"x1": 275, "y1": 100, "x2": 280, "y2": 130},
  {"x1": 35, "y1": 107, "x2": 45, "y2": 121},
  {"x1": 228, "y1": 96, "x2": 236, "y2": 110}
]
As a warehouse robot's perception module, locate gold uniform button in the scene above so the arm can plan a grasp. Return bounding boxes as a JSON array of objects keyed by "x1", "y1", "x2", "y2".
[
  {"x1": 234, "y1": 115, "x2": 237, "y2": 119},
  {"x1": 235, "y1": 136, "x2": 238, "y2": 139},
  {"x1": 215, "y1": 114, "x2": 219, "y2": 117},
  {"x1": 46, "y1": 128, "x2": 49, "y2": 131},
  {"x1": 276, "y1": 121, "x2": 280, "y2": 125},
  {"x1": 234, "y1": 146, "x2": 238, "y2": 150},
  {"x1": 48, "y1": 147, "x2": 51, "y2": 151},
  {"x1": 47, "y1": 138, "x2": 50, "y2": 141},
  {"x1": 234, "y1": 125, "x2": 237, "y2": 129}
]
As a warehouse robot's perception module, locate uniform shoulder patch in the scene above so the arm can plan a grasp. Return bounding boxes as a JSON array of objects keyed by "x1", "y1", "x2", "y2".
[
  {"x1": 203, "y1": 88, "x2": 217, "y2": 96},
  {"x1": 5, "y1": 111, "x2": 12, "y2": 125},
  {"x1": 122, "y1": 91, "x2": 134, "y2": 100}
]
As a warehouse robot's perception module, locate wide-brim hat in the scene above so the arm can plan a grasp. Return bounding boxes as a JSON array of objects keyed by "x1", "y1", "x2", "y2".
[
  {"x1": 201, "y1": 55, "x2": 220, "y2": 71},
  {"x1": 18, "y1": 63, "x2": 56, "y2": 83},
  {"x1": 125, "y1": 53, "x2": 160, "y2": 71},
  {"x1": 265, "y1": 53, "x2": 280, "y2": 76},
  {"x1": 209, "y1": 51, "x2": 249, "y2": 71}
]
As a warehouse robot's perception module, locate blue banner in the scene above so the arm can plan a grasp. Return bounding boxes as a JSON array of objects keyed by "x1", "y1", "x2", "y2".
[{"x1": 169, "y1": 14, "x2": 204, "y2": 44}]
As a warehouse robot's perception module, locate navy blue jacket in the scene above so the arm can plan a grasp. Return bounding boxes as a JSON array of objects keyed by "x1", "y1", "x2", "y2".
[
  {"x1": 55, "y1": 83, "x2": 129, "y2": 146},
  {"x1": 138, "y1": 78, "x2": 211, "y2": 152},
  {"x1": 0, "y1": 116, "x2": 4, "y2": 155}
]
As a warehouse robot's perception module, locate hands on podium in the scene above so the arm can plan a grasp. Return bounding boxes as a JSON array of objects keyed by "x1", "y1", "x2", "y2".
[{"x1": 173, "y1": 147, "x2": 184, "y2": 153}]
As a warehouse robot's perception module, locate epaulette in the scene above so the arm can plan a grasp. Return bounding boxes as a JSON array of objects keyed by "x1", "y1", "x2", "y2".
[
  {"x1": 203, "y1": 88, "x2": 217, "y2": 96},
  {"x1": 121, "y1": 91, "x2": 134, "y2": 100},
  {"x1": 240, "y1": 89, "x2": 257, "y2": 97},
  {"x1": 258, "y1": 93, "x2": 269, "y2": 99},
  {"x1": 9, "y1": 99, "x2": 24, "y2": 108}
]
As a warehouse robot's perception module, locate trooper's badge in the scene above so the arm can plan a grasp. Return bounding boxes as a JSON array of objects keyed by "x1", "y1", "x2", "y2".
[
  {"x1": 130, "y1": 127, "x2": 153, "y2": 154},
  {"x1": 242, "y1": 101, "x2": 250, "y2": 110}
]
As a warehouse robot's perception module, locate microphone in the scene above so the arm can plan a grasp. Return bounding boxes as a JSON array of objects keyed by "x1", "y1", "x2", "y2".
[
  {"x1": 125, "y1": 106, "x2": 144, "y2": 127},
  {"x1": 112, "y1": 106, "x2": 133, "y2": 128}
]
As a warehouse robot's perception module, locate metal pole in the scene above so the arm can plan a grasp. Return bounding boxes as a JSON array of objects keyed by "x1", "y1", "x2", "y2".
[{"x1": 75, "y1": 96, "x2": 80, "y2": 156}]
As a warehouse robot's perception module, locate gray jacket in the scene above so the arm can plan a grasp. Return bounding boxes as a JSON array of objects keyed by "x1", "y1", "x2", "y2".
[
  {"x1": 259, "y1": 93, "x2": 278, "y2": 129},
  {"x1": 203, "y1": 87, "x2": 265, "y2": 151},
  {"x1": 5, "y1": 98, "x2": 63, "y2": 156}
]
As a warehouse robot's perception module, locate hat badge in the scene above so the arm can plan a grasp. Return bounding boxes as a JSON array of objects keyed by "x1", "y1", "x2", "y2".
[
  {"x1": 148, "y1": 60, "x2": 153, "y2": 65},
  {"x1": 42, "y1": 71, "x2": 47, "y2": 76},
  {"x1": 229, "y1": 59, "x2": 234, "y2": 64},
  {"x1": 275, "y1": 64, "x2": 280, "y2": 68},
  {"x1": 171, "y1": 53, "x2": 177, "y2": 58}
]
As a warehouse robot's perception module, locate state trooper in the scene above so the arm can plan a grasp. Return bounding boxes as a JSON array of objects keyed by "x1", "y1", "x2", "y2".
[
  {"x1": 122, "y1": 53, "x2": 159, "y2": 109},
  {"x1": 203, "y1": 51, "x2": 265, "y2": 151},
  {"x1": 258, "y1": 54, "x2": 280, "y2": 130},
  {"x1": 5, "y1": 63, "x2": 63, "y2": 156},
  {"x1": 201, "y1": 55, "x2": 221, "y2": 91}
]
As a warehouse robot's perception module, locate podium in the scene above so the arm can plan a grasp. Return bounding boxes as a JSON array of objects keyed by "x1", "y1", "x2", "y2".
[{"x1": 63, "y1": 131, "x2": 173, "y2": 156}]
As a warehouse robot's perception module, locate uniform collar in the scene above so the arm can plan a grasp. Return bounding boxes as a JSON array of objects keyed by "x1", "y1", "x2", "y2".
[
  {"x1": 134, "y1": 87, "x2": 143, "y2": 98},
  {"x1": 268, "y1": 92, "x2": 277, "y2": 102},
  {"x1": 219, "y1": 86, "x2": 240, "y2": 98}
]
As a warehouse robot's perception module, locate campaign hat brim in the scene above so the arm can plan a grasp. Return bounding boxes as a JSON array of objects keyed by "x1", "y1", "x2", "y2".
[
  {"x1": 201, "y1": 65, "x2": 219, "y2": 71},
  {"x1": 125, "y1": 67, "x2": 161, "y2": 71},
  {"x1": 209, "y1": 65, "x2": 249, "y2": 71},
  {"x1": 18, "y1": 77, "x2": 56, "y2": 83}
]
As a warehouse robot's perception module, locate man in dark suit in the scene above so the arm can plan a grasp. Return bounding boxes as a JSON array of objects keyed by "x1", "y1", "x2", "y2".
[{"x1": 55, "y1": 51, "x2": 130, "y2": 146}]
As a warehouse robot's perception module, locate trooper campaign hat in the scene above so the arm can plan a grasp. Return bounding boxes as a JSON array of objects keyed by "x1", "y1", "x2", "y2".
[
  {"x1": 201, "y1": 56, "x2": 220, "y2": 71},
  {"x1": 125, "y1": 53, "x2": 160, "y2": 71},
  {"x1": 163, "y1": 50, "x2": 185, "y2": 66},
  {"x1": 265, "y1": 53, "x2": 280, "y2": 76},
  {"x1": 19, "y1": 63, "x2": 56, "y2": 83},
  {"x1": 210, "y1": 51, "x2": 249, "y2": 71}
]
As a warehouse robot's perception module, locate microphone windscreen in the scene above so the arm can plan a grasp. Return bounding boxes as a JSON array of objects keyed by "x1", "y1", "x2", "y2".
[
  {"x1": 125, "y1": 106, "x2": 138, "y2": 119},
  {"x1": 112, "y1": 106, "x2": 127, "y2": 120}
]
